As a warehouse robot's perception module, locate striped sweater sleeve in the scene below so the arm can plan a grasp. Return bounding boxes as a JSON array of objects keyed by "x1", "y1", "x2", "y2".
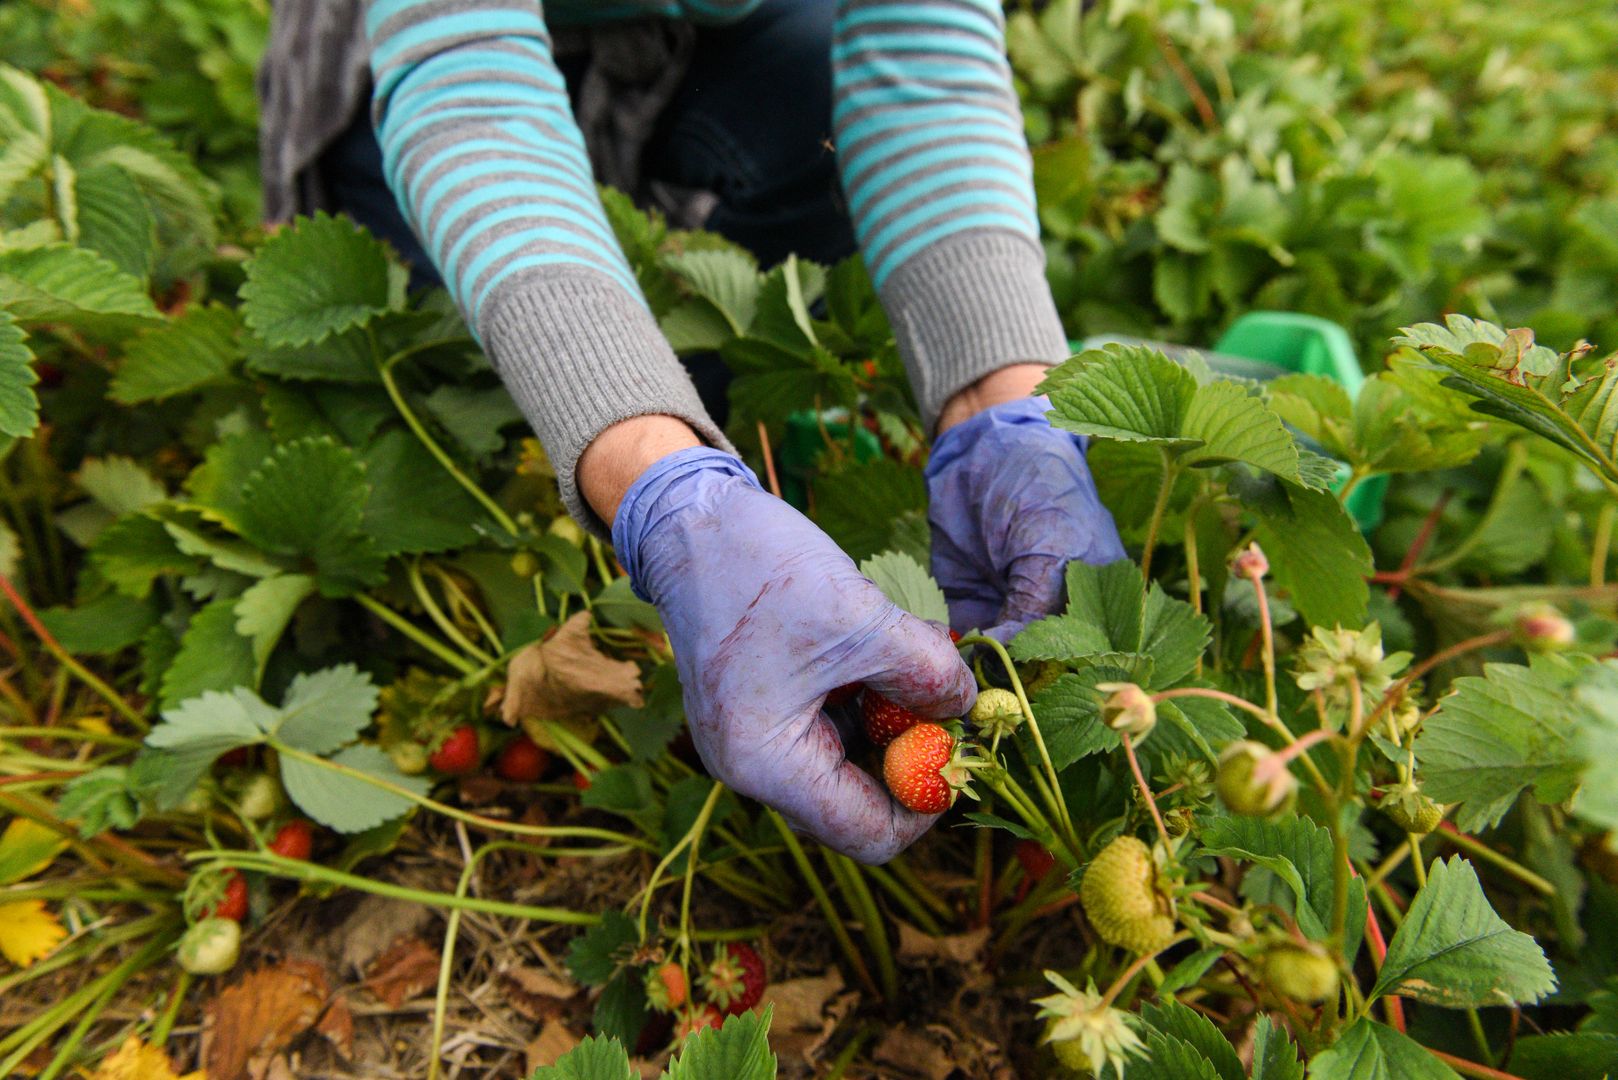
[
  {"x1": 833, "y1": 0, "x2": 1070, "y2": 429},
  {"x1": 363, "y1": 0, "x2": 732, "y2": 533}
]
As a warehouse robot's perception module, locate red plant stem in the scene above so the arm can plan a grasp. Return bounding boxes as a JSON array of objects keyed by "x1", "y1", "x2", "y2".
[
  {"x1": 1386, "y1": 490, "x2": 1452, "y2": 601},
  {"x1": 1120, "y1": 731, "x2": 1171, "y2": 849},
  {"x1": 0, "y1": 573, "x2": 61, "y2": 652},
  {"x1": 756, "y1": 420, "x2": 782, "y2": 499},
  {"x1": 0, "y1": 771, "x2": 79, "y2": 786},
  {"x1": 1153, "y1": 686, "x2": 1272, "y2": 726},
  {"x1": 1189, "y1": 890, "x2": 1244, "y2": 919},
  {"x1": 1427, "y1": 1049, "x2": 1526, "y2": 1080},
  {"x1": 1029, "y1": 891, "x2": 1081, "y2": 921},
  {"x1": 1265, "y1": 728, "x2": 1332, "y2": 770},
  {"x1": 1353, "y1": 863, "x2": 1406, "y2": 1032},
  {"x1": 1364, "y1": 629, "x2": 1512, "y2": 730}
]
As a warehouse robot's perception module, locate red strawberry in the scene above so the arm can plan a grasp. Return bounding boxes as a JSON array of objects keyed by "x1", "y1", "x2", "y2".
[
  {"x1": 217, "y1": 747, "x2": 250, "y2": 768},
  {"x1": 883, "y1": 723, "x2": 977, "y2": 814},
  {"x1": 676, "y1": 1004, "x2": 723, "y2": 1043},
  {"x1": 701, "y1": 942, "x2": 767, "y2": 1016},
  {"x1": 644, "y1": 961, "x2": 688, "y2": 1012},
  {"x1": 494, "y1": 735, "x2": 549, "y2": 782},
  {"x1": 429, "y1": 725, "x2": 480, "y2": 774},
  {"x1": 572, "y1": 770, "x2": 592, "y2": 791},
  {"x1": 1014, "y1": 839, "x2": 1057, "y2": 903},
  {"x1": 861, "y1": 691, "x2": 924, "y2": 748},
  {"x1": 268, "y1": 819, "x2": 314, "y2": 860},
  {"x1": 209, "y1": 870, "x2": 249, "y2": 922},
  {"x1": 824, "y1": 682, "x2": 863, "y2": 708},
  {"x1": 949, "y1": 629, "x2": 962, "y2": 643}
]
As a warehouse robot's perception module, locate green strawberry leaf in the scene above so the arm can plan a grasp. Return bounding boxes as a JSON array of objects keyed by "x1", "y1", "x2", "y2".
[
  {"x1": 1306, "y1": 1018, "x2": 1460, "y2": 1079},
  {"x1": 71, "y1": 163, "x2": 155, "y2": 278},
  {"x1": 1370, "y1": 856, "x2": 1555, "y2": 1007},
  {"x1": 1507, "y1": 1033, "x2": 1618, "y2": 1079},
  {"x1": 1009, "y1": 614, "x2": 1111, "y2": 662},
  {"x1": 666, "y1": 1007, "x2": 777, "y2": 1080},
  {"x1": 233, "y1": 574, "x2": 316, "y2": 677},
  {"x1": 183, "y1": 429, "x2": 275, "y2": 532},
  {"x1": 813, "y1": 456, "x2": 927, "y2": 562},
  {"x1": 359, "y1": 428, "x2": 488, "y2": 555},
  {"x1": 38, "y1": 590, "x2": 157, "y2": 655},
  {"x1": 278, "y1": 743, "x2": 427, "y2": 834},
  {"x1": 663, "y1": 248, "x2": 760, "y2": 335},
  {"x1": 0, "y1": 243, "x2": 160, "y2": 333},
  {"x1": 0, "y1": 311, "x2": 38, "y2": 439},
  {"x1": 1024, "y1": 667, "x2": 1131, "y2": 770},
  {"x1": 1137, "y1": 1000, "x2": 1243, "y2": 1080},
  {"x1": 1248, "y1": 481, "x2": 1372, "y2": 629},
  {"x1": 566, "y1": 909, "x2": 639, "y2": 987},
  {"x1": 1200, "y1": 814, "x2": 1363, "y2": 952},
  {"x1": 76, "y1": 456, "x2": 167, "y2": 516},
  {"x1": 239, "y1": 212, "x2": 395, "y2": 347},
  {"x1": 1571, "y1": 661, "x2": 1618, "y2": 831},
  {"x1": 159, "y1": 598, "x2": 258, "y2": 707},
  {"x1": 526, "y1": 1034, "x2": 635, "y2": 1080},
  {"x1": 245, "y1": 324, "x2": 379, "y2": 383},
  {"x1": 235, "y1": 437, "x2": 386, "y2": 596},
  {"x1": 860, "y1": 550, "x2": 949, "y2": 626},
  {"x1": 144, "y1": 685, "x2": 274, "y2": 801},
  {"x1": 56, "y1": 766, "x2": 142, "y2": 839},
  {"x1": 1251, "y1": 1015, "x2": 1305, "y2": 1080},
  {"x1": 422, "y1": 384, "x2": 524, "y2": 458},
  {"x1": 1130, "y1": 1030, "x2": 1223, "y2": 1080},
  {"x1": 109, "y1": 303, "x2": 241, "y2": 404},
  {"x1": 90, "y1": 513, "x2": 200, "y2": 599},
  {"x1": 1414, "y1": 661, "x2": 1587, "y2": 832},
  {"x1": 272, "y1": 665, "x2": 379, "y2": 756}
]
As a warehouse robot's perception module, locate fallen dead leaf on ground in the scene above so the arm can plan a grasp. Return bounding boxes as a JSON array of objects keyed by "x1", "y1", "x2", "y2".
[
  {"x1": 87, "y1": 1035, "x2": 204, "y2": 1080},
  {"x1": 896, "y1": 923, "x2": 989, "y2": 966},
  {"x1": 873, "y1": 1027, "x2": 957, "y2": 1080},
  {"x1": 315, "y1": 993, "x2": 355, "y2": 1058},
  {"x1": 524, "y1": 1019, "x2": 582, "y2": 1073},
  {"x1": 762, "y1": 970, "x2": 855, "y2": 1068},
  {"x1": 364, "y1": 935, "x2": 441, "y2": 1008},
  {"x1": 201, "y1": 960, "x2": 328, "y2": 1080},
  {"x1": 0, "y1": 899, "x2": 66, "y2": 967},
  {"x1": 333, "y1": 895, "x2": 434, "y2": 975},
  {"x1": 504, "y1": 611, "x2": 643, "y2": 734},
  {"x1": 501, "y1": 964, "x2": 578, "y2": 1021}
]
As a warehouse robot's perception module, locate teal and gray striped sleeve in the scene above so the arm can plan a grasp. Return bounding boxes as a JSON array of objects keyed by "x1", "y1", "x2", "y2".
[
  {"x1": 364, "y1": 0, "x2": 736, "y2": 532},
  {"x1": 833, "y1": 0, "x2": 1069, "y2": 427}
]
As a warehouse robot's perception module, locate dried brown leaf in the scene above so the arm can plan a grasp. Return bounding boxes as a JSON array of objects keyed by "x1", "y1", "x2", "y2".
[
  {"x1": 761, "y1": 971, "x2": 844, "y2": 1032},
  {"x1": 504, "y1": 612, "x2": 643, "y2": 733},
  {"x1": 314, "y1": 993, "x2": 354, "y2": 1058},
  {"x1": 501, "y1": 965, "x2": 578, "y2": 1021},
  {"x1": 333, "y1": 895, "x2": 433, "y2": 975},
  {"x1": 88, "y1": 1035, "x2": 204, "y2": 1080},
  {"x1": 873, "y1": 1027, "x2": 956, "y2": 1080},
  {"x1": 524, "y1": 1020, "x2": 582, "y2": 1073},
  {"x1": 895, "y1": 922, "x2": 989, "y2": 966},
  {"x1": 363, "y1": 935, "x2": 441, "y2": 1008},
  {"x1": 202, "y1": 960, "x2": 328, "y2": 1080}
]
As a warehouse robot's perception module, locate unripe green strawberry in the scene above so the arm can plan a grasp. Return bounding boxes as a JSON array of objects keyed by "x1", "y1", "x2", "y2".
[
  {"x1": 1046, "y1": 1018, "x2": 1095, "y2": 1073},
  {"x1": 178, "y1": 917, "x2": 241, "y2": 975},
  {"x1": 389, "y1": 740, "x2": 430, "y2": 775},
  {"x1": 1079, "y1": 836, "x2": 1176, "y2": 955},
  {"x1": 234, "y1": 772, "x2": 282, "y2": 821},
  {"x1": 968, "y1": 688, "x2": 1023, "y2": 738},
  {"x1": 1216, "y1": 741, "x2": 1297, "y2": 817},
  {"x1": 1380, "y1": 789, "x2": 1444, "y2": 834},
  {"x1": 548, "y1": 515, "x2": 586, "y2": 548},
  {"x1": 1263, "y1": 943, "x2": 1338, "y2": 1003},
  {"x1": 510, "y1": 550, "x2": 541, "y2": 578}
]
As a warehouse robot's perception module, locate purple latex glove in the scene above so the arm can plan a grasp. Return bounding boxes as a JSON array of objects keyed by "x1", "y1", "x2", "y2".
[
  {"x1": 613, "y1": 448, "x2": 977, "y2": 864},
  {"x1": 928, "y1": 396, "x2": 1127, "y2": 641}
]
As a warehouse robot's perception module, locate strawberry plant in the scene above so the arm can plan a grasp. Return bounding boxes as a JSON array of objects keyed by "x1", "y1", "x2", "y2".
[{"x1": 1, "y1": 6, "x2": 1617, "y2": 1077}]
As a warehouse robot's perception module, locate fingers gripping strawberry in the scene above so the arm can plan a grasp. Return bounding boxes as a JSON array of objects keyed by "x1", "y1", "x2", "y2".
[{"x1": 613, "y1": 449, "x2": 977, "y2": 864}]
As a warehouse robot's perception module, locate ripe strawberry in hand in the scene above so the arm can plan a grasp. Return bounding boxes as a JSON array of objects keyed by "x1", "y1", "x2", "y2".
[
  {"x1": 883, "y1": 723, "x2": 980, "y2": 814},
  {"x1": 268, "y1": 820, "x2": 314, "y2": 860},
  {"x1": 494, "y1": 735, "x2": 549, "y2": 782},
  {"x1": 429, "y1": 725, "x2": 480, "y2": 774},
  {"x1": 861, "y1": 691, "x2": 925, "y2": 748},
  {"x1": 701, "y1": 942, "x2": 767, "y2": 1016}
]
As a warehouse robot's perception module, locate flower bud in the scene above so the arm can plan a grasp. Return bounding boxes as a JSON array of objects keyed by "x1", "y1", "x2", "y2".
[
  {"x1": 1097, "y1": 682, "x2": 1156, "y2": 739},
  {"x1": 968, "y1": 687, "x2": 1024, "y2": 738},
  {"x1": 1216, "y1": 741, "x2": 1297, "y2": 817},
  {"x1": 509, "y1": 550, "x2": 541, "y2": 578},
  {"x1": 1263, "y1": 943, "x2": 1338, "y2": 1003},
  {"x1": 1232, "y1": 543, "x2": 1269, "y2": 580},
  {"x1": 1512, "y1": 604, "x2": 1575, "y2": 652}
]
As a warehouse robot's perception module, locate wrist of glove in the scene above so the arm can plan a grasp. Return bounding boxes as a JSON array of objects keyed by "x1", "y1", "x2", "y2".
[
  {"x1": 613, "y1": 448, "x2": 976, "y2": 864},
  {"x1": 928, "y1": 396, "x2": 1126, "y2": 641}
]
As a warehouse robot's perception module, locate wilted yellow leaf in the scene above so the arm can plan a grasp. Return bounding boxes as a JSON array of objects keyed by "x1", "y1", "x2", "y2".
[
  {"x1": 0, "y1": 817, "x2": 68, "y2": 885},
  {"x1": 0, "y1": 899, "x2": 67, "y2": 967},
  {"x1": 88, "y1": 1035, "x2": 204, "y2": 1080}
]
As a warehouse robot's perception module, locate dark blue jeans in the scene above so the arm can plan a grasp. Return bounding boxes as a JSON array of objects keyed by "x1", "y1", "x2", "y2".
[
  {"x1": 319, "y1": 0, "x2": 853, "y2": 423},
  {"x1": 319, "y1": 0, "x2": 854, "y2": 285}
]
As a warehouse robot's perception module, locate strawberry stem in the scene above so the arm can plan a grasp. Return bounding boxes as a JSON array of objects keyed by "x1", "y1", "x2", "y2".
[
  {"x1": 825, "y1": 852, "x2": 898, "y2": 1000},
  {"x1": 768, "y1": 811, "x2": 879, "y2": 998},
  {"x1": 1238, "y1": 559, "x2": 1279, "y2": 720},
  {"x1": 1120, "y1": 731, "x2": 1172, "y2": 850}
]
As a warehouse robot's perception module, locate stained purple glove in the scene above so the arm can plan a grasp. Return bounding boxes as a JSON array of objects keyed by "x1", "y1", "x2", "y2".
[
  {"x1": 613, "y1": 448, "x2": 976, "y2": 864},
  {"x1": 928, "y1": 396, "x2": 1127, "y2": 641}
]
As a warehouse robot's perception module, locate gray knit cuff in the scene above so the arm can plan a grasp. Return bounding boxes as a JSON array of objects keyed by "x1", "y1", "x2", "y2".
[
  {"x1": 481, "y1": 270, "x2": 734, "y2": 539},
  {"x1": 880, "y1": 230, "x2": 1071, "y2": 431}
]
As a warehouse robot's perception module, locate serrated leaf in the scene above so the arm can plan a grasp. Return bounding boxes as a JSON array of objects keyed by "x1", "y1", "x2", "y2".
[
  {"x1": 278, "y1": 743, "x2": 427, "y2": 834},
  {"x1": 566, "y1": 909, "x2": 639, "y2": 986},
  {"x1": 1251, "y1": 1015, "x2": 1305, "y2": 1080},
  {"x1": 90, "y1": 513, "x2": 200, "y2": 598},
  {"x1": 1199, "y1": 814, "x2": 1344, "y2": 944},
  {"x1": 812, "y1": 456, "x2": 927, "y2": 562},
  {"x1": 1025, "y1": 668, "x2": 1125, "y2": 769},
  {"x1": 666, "y1": 1007, "x2": 777, "y2": 1080},
  {"x1": 244, "y1": 324, "x2": 379, "y2": 383},
  {"x1": 76, "y1": 456, "x2": 166, "y2": 515},
  {"x1": 1306, "y1": 1018, "x2": 1459, "y2": 1079},
  {"x1": 1065, "y1": 560, "x2": 1148, "y2": 651},
  {"x1": 1249, "y1": 482, "x2": 1372, "y2": 628},
  {"x1": 580, "y1": 765, "x2": 661, "y2": 833},
  {"x1": 1371, "y1": 857, "x2": 1555, "y2": 1007},
  {"x1": 593, "y1": 966, "x2": 650, "y2": 1049},
  {"x1": 164, "y1": 517, "x2": 289, "y2": 579},
  {"x1": 38, "y1": 590, "x2": 157, "y2": 654},
  {"x1": 0, "y1": 311, "x2": 38, "y2": 438},
  {"x1": 272, "y1": 665, "x2": 379, "y2": 756},
  {"x1": 56, "y1": 766, "x2": 142, "y2": 838},
  {"x1": 71, "y1": 163, "x2": 155, "y2": 278},
  {"x1": 1508, "y1": 1033, "x2": 1618, "y2": 1079},
  {"x1": 527, "y1": 1034, "x2": 635, "y2": 1080},
  {"x1": 750, "y1": 256, "x2": 824, "y2": 357},
  {"x1": 0, "y1": 900, "x2": 67, "y2": 967},
  {"x1": 235, "y1": 437, "x2": 386, "y2": 595},
  {"x1": 859, "y1": 550, "x2": 949, "y2": 625},
  {"x1": 234, "y1": 573, "x2": 315, "y2": 675},
  {"x1": 1414, "y1": 662, "x2": 1586, "y2": 832},
  {"x1": 1130, "y1": 1030, "x2": 1223, "y2": 1080},
  {"x1": 422, "y1": 384, "x2": 523, "y2": 457},
  {"x1": 664, "y1": 248, "x2": 760, "y2": 334},
  {"x1": 145, "y1": 684, "x2": 271, "y2": 797},
  {"x1": 1137, "y1": 1000, "x2": 1242, "y2": 1080},
  {"x1": 109, "y1": 303, "x2": 240, "y2": 404},
  {"x1": 240, "y1": 212, "x2": 393, "y2": 346},
  {"x1": 359, "y1": 428, "x2": 487, "y2": 555},
  {"x1": 1141, "y1": 583, "x2": 1211, "y2": 686},
  {"x1": 0, "y1": 244, "x2": 159, "y2": 332},
  {"x1": 159, "y1": 598, "x2": 258, "y2": 706},
  {"x1": 183, "y1": 429, "x2": 274, "y2": 531},
  {"x1": 1157, "y1": 947, "x2": 1224, "y2": 994},
  {"x1": 1009, "y1": 613, "x2": 1112, "y2": 661},
  {"x1": 1572, "y1": 661, "x2": 1618, "y2": 830}
]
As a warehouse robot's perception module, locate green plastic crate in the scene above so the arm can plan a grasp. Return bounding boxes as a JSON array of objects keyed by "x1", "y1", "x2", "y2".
[{"x1": 1076, "y1": 311, "x2": 1387, "y2": 532}]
